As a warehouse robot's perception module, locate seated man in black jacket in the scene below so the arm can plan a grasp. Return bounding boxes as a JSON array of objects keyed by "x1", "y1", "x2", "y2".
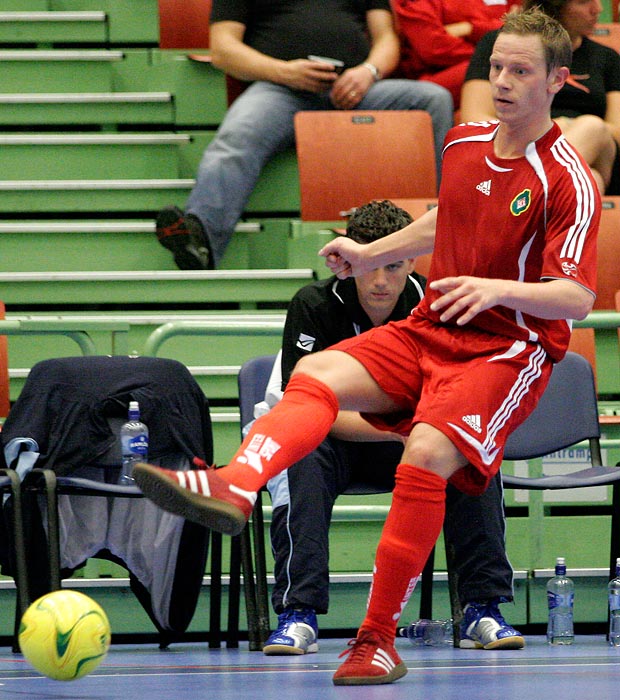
[{"x1": 258, "y1": 200, "x2": 522, "y2": 655}]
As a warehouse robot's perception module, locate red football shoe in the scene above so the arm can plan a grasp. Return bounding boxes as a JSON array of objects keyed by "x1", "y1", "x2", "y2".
[
  {"x1": 332, "y1": 631, "x2": 407, "y2": 685},
  {"x1": 133, "y1": 463, "x2": 255, "y2": 536}
]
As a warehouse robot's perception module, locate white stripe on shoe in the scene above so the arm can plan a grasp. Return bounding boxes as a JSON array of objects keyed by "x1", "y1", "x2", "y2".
[
  {"x1": 371, "y1": 648, "x2": 397, "y2": 674},
  {"x1": 197, "y1": 470, "x2": 212, "y2": 496}
]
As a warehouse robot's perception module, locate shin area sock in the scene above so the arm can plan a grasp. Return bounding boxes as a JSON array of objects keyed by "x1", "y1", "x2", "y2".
[
  {"x1": 360, "y1": 465, "x2": 447, "y2": 641},
  {"x1": 219, "y1": 372, "x2": 339, "y2": 493}
]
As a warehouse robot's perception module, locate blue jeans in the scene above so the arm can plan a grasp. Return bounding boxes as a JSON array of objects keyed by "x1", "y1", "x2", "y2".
[{"x1": 186, "y1": 80, "x2": 454, "y2": 265}]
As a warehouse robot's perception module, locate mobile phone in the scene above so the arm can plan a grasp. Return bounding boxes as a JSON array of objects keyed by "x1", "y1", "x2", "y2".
[{"x1": 308, "y1": 55, "x2": 345, "y2": 74}]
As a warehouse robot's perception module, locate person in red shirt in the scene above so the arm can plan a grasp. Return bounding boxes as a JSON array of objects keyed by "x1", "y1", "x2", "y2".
[
  {"x1": 134, "y1": 9, "x2": 599, "y2": 685},
  {"x1": 394, "y1": 0, "x2": 521, "y2": 106}
]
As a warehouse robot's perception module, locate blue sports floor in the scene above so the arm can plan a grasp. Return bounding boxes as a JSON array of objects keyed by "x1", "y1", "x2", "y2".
[{"x1": 1, "y1": 635, "x2": 619, "y2": 699}]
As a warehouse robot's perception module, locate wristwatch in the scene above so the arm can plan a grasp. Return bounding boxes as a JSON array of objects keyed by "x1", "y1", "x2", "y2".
[{"x1": 363, "y1": 62, "x2": 381, "y2": 82}]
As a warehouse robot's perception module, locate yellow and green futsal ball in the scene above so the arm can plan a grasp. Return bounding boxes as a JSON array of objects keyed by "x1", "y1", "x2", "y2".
[{"x1": 18, "y1": 589, "x2": 111, "y2": 681}]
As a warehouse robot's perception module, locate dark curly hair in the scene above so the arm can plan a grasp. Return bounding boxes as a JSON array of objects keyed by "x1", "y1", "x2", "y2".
[{"x1": 345, "y1": 199, "x2": 413, "y2": 244}]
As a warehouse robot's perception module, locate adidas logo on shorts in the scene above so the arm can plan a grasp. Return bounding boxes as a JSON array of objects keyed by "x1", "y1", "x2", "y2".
[{"x1": 462, "y1": 414, "x2": 482, "y2": 433}]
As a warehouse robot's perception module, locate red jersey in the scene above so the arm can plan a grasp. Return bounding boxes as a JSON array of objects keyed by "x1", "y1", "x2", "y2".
[{"x1": 417, "y1": 120, "x2": 600, "y2": 362}]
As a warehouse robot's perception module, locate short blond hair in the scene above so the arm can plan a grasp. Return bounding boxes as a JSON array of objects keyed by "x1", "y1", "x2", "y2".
[{"x1": 500, "y1": 7, "x2": 572, "y2": 73}]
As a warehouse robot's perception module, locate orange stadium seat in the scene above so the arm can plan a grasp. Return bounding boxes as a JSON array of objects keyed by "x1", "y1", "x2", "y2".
[
  {"x1": 158, "y1": 0, "x2": 211, "y2": 48},
  {"x1": 295, "y1": 111, "x2": 438, "y2": 221},
  {"x1": 595, "y1": 197, "x2": 620, "y2": 310}
]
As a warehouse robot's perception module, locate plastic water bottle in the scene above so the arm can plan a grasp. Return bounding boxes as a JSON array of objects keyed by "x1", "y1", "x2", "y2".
[
  {"x1": 608, "y1": 557, "x2": 620, "y2": 647},
  {"x1": 119, "y1": 401, "x2": 148, "y2": 484},
  {"x1": 547, "y1": 556, "x2": 574, "y2": 645},
  {"x1": 398, "y1": 619, "x2": 453, "y2": 647}
]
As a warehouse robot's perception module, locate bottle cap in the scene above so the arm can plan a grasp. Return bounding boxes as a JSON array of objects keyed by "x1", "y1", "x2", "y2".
[{"x1": 129, "y1": 401, "x2": 139, "y2": 411}]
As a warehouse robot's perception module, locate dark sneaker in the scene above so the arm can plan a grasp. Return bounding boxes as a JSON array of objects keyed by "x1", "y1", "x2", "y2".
[
  {"x1": 132, "y1": 463, "x2": 255, "y2": 536},
  {"x1": 332, "y1": 630, "x2": 407, "y2": 686},
  {"x1": 155, "y1": 205, "x2": 212, "y2": 270},
  {"x1": 263, "y1": 607, "x2": 319, "y2": 655},
  {"x1": 459, "y1": 600, "x2": 525, "y2": 650}
]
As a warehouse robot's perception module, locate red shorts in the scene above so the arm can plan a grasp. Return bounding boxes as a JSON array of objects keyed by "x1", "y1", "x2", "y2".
[{"x1": 332, "y1": 314, "x2": 553, "y2": 495}]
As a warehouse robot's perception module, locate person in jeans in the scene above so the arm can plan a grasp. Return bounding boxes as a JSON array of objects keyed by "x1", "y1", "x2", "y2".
[
  {"x1": 258, "y1": 200, "x2": 521, "y2": 655},
  {"x1": 154, "y1": 0, "x2": 453, "y2": 270}
]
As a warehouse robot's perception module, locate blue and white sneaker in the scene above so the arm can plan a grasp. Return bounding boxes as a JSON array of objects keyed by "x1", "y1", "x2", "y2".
[
  {"x1": 263, "y1": 606, "x2": 319, "y2": 655},
  {"x1": 459, "y1": 600, "x2": 525, "y2": 650}
]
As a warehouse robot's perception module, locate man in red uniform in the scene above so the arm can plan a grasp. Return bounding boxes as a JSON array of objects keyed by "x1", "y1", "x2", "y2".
[{"x1": 135, "y1": 9, "x2": 599, "y2": 685}]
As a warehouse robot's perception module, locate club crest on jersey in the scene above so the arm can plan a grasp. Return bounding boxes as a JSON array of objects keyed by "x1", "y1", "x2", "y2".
[{"x1": 510, "y1": 189, "x2": 531, "y2": 216}]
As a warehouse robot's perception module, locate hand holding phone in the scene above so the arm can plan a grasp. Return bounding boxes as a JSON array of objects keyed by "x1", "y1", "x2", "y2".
[{"x1": 308, "y1": 55, "x2": 345, "y2": 74}]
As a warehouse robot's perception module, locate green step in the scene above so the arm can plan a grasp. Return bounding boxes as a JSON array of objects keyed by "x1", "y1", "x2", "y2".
[
  {"x1": 0, "y1": 1, "x2": 160, "y2": 45},
  {"x1": 0, "y1": 129, "x2": 298, "y2": 214},
  {"x1": 0, "y1": 178, "x2": 194, "y2": 213},
  {"x1": 0, "y1": 269, "x2": 315, "y2": 307},
  {"x1": 0, "y1": 91, "x2": 174, "y2": 125},
  {"x1": 149, "y1": 51, "x2": 228, "y2": 127},
  {"x1": 0, "y1": 11, "x2": 107, "y2": 44},
  {"x1": 0, "y1": 161, "x2": 299, "y2": 216},
  {"x1": 0, "y1": 218, "x2": 294, "y2": 272},
  {"x1": 0, "y1": 49, "x2": 122, "y2": 92},
  {"x1": 0, "y1": 132, "x2": 192, "y2": 179},
  {"x1": 50, "y1": 0, "x2": 160, "y2": 45},
  {"x1": 0, "y1": 49, "x2": 229, "y2": 127}
]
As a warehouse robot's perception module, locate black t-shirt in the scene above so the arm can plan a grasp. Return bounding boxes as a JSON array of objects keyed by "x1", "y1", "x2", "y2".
[
  {"x1": 465, "y1": 30, "x2": 620, "y2": 119},
  {"x1": 210, "y1": 0, "x2": 391, "y2": 68},
  {"x1": 280, "y1": 273, "x2": 425, "y2": 387}
]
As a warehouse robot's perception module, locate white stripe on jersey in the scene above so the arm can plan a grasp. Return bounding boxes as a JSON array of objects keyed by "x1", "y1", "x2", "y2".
[
  {"x1": 550, "y1": 137, "x2": 596, "y2": 263},
  {"x1": 484, "y1": 344, "x2": 546, "y2": 453},
  {"x1": 447, "y1": 344, "x2": 547, "y2": 466}
]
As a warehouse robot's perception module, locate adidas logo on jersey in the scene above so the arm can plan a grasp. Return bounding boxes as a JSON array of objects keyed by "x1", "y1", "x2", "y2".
[
  {"x1": 476, "y1": 179, "x2": 492, "y2": 196},
  {"x1": 462, "y1": 414, "x2": 482, "y2": 433}
]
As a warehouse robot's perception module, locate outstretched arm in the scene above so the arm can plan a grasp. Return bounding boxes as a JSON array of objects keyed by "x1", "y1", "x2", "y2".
[{"x1": 320, "y1": 206, "x2": 437, "y2": 278}]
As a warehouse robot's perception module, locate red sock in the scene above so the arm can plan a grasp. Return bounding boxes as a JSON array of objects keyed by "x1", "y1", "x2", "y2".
[
  {"x1": 360, "y1": 464, "x2": 447, "y2": 641},
  {"x1": 219, "y1": 373, "x2": 339, "y2": 492}
]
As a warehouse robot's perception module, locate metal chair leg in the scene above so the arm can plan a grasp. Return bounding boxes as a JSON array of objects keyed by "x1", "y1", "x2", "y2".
[
  {"x1": 208, "y1": 530, "x2": 222, "y2": 649},
  {"x1": 240, "y1": 520, "x2": 261, "y2": 650},
  {"x1": 251, "y1": 493, "x2": 271, "y2": 647},
  {"x1": 419, "y1": 546, "x2": 435, "y2": 620},
  {"x1": 226, "y1": 533, "x2": 242, "y2": 648}
]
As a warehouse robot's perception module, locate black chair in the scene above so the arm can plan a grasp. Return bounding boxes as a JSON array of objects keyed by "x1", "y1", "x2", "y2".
[
  {"x1": 236, "y1": 354, "x2": 438, "y2": 648},
  {"x1": 502, "y1": 351, "x2": 620, "y2": 580},
  {"x1": 0, "y1": 468, "x2": 29, "y2": 651},
  {"x1": 2, "y1": 355, "x2": 237, "y2": 649}
]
